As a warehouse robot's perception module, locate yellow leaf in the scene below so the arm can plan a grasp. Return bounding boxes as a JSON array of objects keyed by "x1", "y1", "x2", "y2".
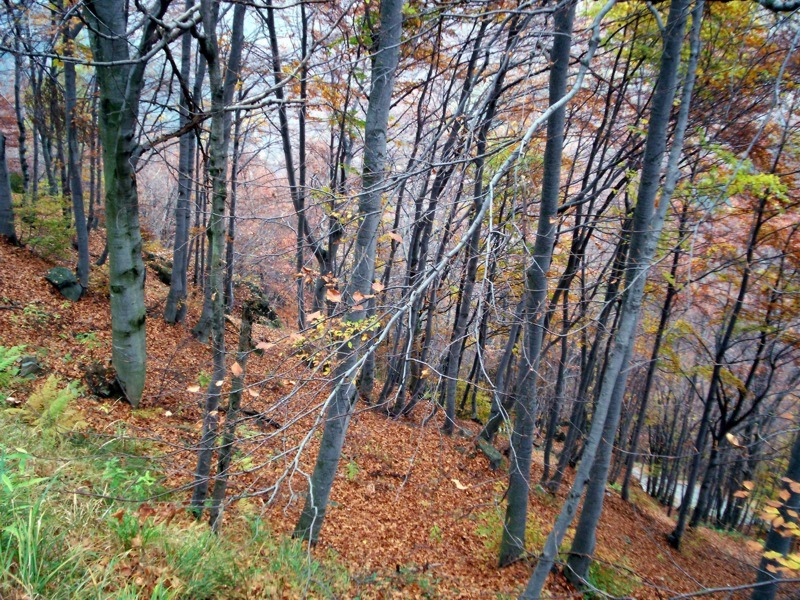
[
  {"x1": 215, "y1": 380, "x2": 224, "y2": 387},
  {"x1": 726, "y1": 432, "x2": 742, "y2": 448}
]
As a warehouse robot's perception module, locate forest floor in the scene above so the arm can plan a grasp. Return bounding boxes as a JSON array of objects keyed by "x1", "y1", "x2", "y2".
[{"x1": 0, "y1": 235, "x2": 777, "y2": 599}]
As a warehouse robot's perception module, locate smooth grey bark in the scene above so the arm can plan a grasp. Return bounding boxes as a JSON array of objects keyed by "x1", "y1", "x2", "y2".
[
  {"x1": 621, "y1": 201, "x2": 689, "y2": 501},
  {"x1": 164, "y1": 0, "x2": 196, "y2": 324},
  {"x1": 0, "y1": 133, "x2": 18, "y2": 244},
  {"x1": 498, "y1": 0, "x2": 576, "y2": 566},
  {"x1": 84, "y1": 0, "x2": 172, "y2": 406},
  {"x1": 190, "y1": 0, "x2": 246, "y2": 514},
  {"x1": 63, "y1": 22, "x2": 90, "y2": 293},
  {"x1": 192, "y1": 1, "x2": 246, "y2": 342},
  {"x1": 294, "y1": 0, "x2": 404, "y2": 543},
  {"x1": 565, "y1": 343, "x2": 633, "y2": 585},
  {"x1": 750, "y1": 434, "x2": 800, "y2": 600},
  {"x1": 224, "y1": 108, "x2": 242, "y2": 312},
  {"x1": 522, "y1": 0, "x2": 692, "y2": 595}
]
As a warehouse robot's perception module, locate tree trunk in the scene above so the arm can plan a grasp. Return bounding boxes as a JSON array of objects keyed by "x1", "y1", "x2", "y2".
[
  {"x1": 84, "y1": 0, "x2": 172, "y2": 406},
  {"x1": 751, "y1": 431, "x2": 800, "y2": 600},
  {"x1": 498, "y1": 0, "x2": 576, "y2": 566},
  {"x1": 164, "y1": 0, "x2": 197, "y2": 324},
  {"x1": 523, "y1": 0, "x2": 692, "y2": 594},
  {"x1": 63, "y1": 22, "x2": 90, "y2": 293},
  {"x1": 294, "y1": 0, "x2": 404, "y2": 543},
  {"x1": 190, "y1": 0, "x2": 246, "y2": 515},
  {"x1": 0, "y1": 133, "x2": 18, "y2": 244},
  {"x1": 565, "y1": 343, "x2": 633, "y2": 585},
  {"x1": 208, "y1": 300, "x2": 255, "y2": 531}
]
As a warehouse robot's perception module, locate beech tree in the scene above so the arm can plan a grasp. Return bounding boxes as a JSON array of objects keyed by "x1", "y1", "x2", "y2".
[{"x1": 84, "y1": 0, "x2": 178, "y2": 405}]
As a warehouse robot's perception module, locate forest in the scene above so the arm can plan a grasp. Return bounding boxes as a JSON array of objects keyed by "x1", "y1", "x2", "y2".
[{"x1": 0, "y1": 0, "x2": 799, "y2": 597}]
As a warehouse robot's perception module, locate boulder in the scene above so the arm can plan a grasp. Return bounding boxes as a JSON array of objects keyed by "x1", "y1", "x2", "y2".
[
  {"x1": 18, "y1": 355, "x2": 43, "y2": 377},
  {"x1": 45, "y1": 267, "x2": 83, "y2": 301}
]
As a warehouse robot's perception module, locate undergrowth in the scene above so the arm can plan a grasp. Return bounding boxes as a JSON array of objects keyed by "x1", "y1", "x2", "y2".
[
  {"x1": 586, "y1": 559, "x2": 641, "y2": 598},
  {"x1": 0, "y1": 392, "x2": 351, "y2": 599}
]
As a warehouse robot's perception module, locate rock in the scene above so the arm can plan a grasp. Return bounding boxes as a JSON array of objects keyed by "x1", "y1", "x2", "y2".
[
  {"x1": 18, "y1": 355, "x2": 43, "y2": 377},
  {"x1": 45, "y1": 267, "x2": 83, "y2": 301},
  {"x1": 142, "y1": 250, "x2": 172, "y2": 286},
  {"x1": 237, "y1": 281, "x2": 280, "y2": 326},
  {"x1": 475, "y1": 436, "x2": 505, "y2": 471}
]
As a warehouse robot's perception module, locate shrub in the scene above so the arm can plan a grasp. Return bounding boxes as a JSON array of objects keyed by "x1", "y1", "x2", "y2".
[{"x1": 17, "y1": 196, "x2": 73, "y2": 261}]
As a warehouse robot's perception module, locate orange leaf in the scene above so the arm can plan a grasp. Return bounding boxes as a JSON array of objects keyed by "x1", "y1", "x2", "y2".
[
  {"x1": 372, "y1": 281, "x2": 385, "y2": 293},
  {"x1": 353, "y1": 291, "x2": 375, "y2": 303},
  {"x1": 231, "y1": 362, "x2": 243, "y2": 377}
]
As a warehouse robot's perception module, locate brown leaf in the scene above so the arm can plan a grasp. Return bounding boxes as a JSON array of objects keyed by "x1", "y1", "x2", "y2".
[
  {"x1": 353, "y1": 291, "x2": 375, "y2": 303},
  {"x1": 371, "y1": 281, "x2": 385, "y2": 293},
  {"x1": 326, "y1": 289, "x2": 342, "y2": 303},
  {"x1": 231, "y1": 362, "x2": 243, "y2": 377}
]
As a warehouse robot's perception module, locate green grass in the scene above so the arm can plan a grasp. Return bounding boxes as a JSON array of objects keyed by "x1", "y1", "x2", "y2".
[
  {"x1": 586, "y1": 560, "x2": 641, "y2": 598},
  {"x1": 0, "y1": 393, "x2": 351, "y2": 599}
]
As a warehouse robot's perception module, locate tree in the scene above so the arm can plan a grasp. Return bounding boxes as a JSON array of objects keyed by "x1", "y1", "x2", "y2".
[
  {"x1": 0, "y1": 133, "x2": 17, "y2": 244},
  {"x1": 293, "y1": 0, "x2": 405, "y2": 542},
  {"x1": 499, "y1": 0, "x2": 577, "y2": 566},
  {"x1": 523, "y1": 0, "x2": 693, "y2": 594},
  {"x1": 84, "y1": 0, "x2": 178, "y2": 405}
]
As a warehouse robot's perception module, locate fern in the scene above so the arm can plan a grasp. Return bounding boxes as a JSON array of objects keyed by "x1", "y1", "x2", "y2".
[
  {"x1": 22, "y1": 375, "x2": 83, "y2": 434},
  {"x1": 0, "y1": 345, "x2": 25, "y2": 400}
]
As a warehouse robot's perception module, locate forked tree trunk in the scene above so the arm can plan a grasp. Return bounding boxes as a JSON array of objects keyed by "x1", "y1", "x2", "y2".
[
  {"x1": 190, "y1": 0, "x2": 246, "y2": 515},
  {"x1": 192, "y1": 0, "x2": 245, "y2": 342}
]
